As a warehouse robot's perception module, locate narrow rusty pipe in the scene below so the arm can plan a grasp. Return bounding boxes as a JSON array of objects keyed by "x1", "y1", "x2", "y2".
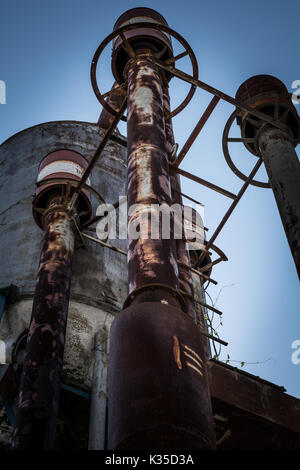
[
  {"x1": 163, "y1": 84, "x2": 197, "y2": 322},
  {"x1": 11, "y1": 201, "x2": 75, "y2": 449},
  {"x1": 163, "y1": 85, "x2": 212, "y2": 359},
  {"x1": 258, "y1": 126, "x2": 300, "y2": 278},
  {"x1": 234, "y1": 75, "x2": 300, "y2": 279}
]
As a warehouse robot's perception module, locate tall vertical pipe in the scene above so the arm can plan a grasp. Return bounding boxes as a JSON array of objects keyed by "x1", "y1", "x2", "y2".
[
  {"x1": 235, "y1": 75, "x2": 300, "y2": 278},
  {"x1": 126, "y1": 54, "x2": 180, "y2": 302},
  {"x1": 258, "y1": 126, "x2": 300, "y2": 278},
  {"x1": 88, "y1": 328, "x2": 108, "y2": 450},
  {"x1": 11, "y1": 202, "x2": 75, "y2": 449},
  {"x1": 108, "y1": 49, "x2": 216, "y2": 450}
]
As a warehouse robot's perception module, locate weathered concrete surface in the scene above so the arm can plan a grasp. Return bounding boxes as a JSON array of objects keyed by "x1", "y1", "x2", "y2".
[
  {"x1": 88, "y1": 328, "x2": 108, "y2": 450},
  {"x1": 0, "y1": 298, "x2": 113, "y2": 390},
  {"x1": 0, "y1": 121, "x2": 127, "y2": 393},
  {"x1": 0, "y1": 121, "x2": 127, "y2": 301}
]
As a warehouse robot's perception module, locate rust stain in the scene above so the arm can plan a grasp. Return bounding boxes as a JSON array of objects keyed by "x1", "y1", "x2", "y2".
[
  {"x1": 183, "y1": 350, "x2": 203, "y2": 369},
  {"x1": 186, "y1": 361, "x2": 203, "y2": 377},
  {"x1": 182, "y1": 343, "x2": 203, "y2": 365},
  {"x1": 173, "y1": 335, "x2": 182, "y2": 370}
]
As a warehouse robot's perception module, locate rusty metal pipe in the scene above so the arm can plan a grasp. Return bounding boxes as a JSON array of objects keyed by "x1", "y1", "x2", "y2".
[
  {"x1": 108, "y1": 41, "x2": 215, "y2": 449},
  {"x1": 107, "y1": 8, "x2": 216, "y2": 450},
  {"x1": 258, "y1": 126, "x2": 300, "y2": 278},
  {"x1": 11, "y1": 204, "x2": 75, "y2": 449},
  {"x1": 126, "y1": 55, "x2": 179, "y2": 299}
]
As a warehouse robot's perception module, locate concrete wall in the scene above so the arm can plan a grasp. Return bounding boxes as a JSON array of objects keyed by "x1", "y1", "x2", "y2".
[{"x1": 0, "y1": 121, "x2": 128, "y2": 390}]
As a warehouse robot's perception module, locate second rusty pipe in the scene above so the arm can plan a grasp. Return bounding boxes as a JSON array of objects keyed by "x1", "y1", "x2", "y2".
[
  {"x1": 11, "y1": 201, "x2": 75, "y2": 449},
  {"x1": 163, "y1": 85, "x2": 212, "y2": 359},
  {"x1": 163, "y1": 84, "x2": 197, "y2": 321}
]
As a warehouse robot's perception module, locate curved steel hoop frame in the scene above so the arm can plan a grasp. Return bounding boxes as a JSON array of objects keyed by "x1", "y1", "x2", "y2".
[
  {"x1": 91, "y1": 22, "x2": 199, "y2": 121},
  {"x1": 222, "y1": 109, "x2": 271, "y2": 188},
  {"x1": 35, "y1": 177, "x2": 105, "y2": 205},
  {"x1": 34, "y1": 177, "x2": 106, "y2": 230},
  {"x1": 196, "y1": 243, "x2": 228, "y2": 273}
]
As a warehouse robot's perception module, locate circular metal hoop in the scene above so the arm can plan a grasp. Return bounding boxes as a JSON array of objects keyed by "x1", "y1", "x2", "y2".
[
  {"x1": 91, "y1": 22, "x2": 199, "y2": 122},
  {"x1": 33, "y1": 177, "x2": 106, "y2": 230},
  {"x1": 222, "y1": 110, "x2": 271, "y2": 188},
  {"x1": 35, "y1": 177, "x2": 105, "y2": 205}
]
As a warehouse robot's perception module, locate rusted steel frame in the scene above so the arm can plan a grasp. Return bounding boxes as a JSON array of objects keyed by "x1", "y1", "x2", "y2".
[
  {"x1": 110, "y1": 134, "x2": 127, "y2": 147},
  {"x1": 210, "y1": 243, "x2": 228, "y2": 261},
  {"x1": 227, "y1": 137, "x2": 256, "y2": 143},
  {"x1": 173, "y1": 166, "x2": 237, "y2": 199},
  {"x1": 196, "y1": 300, "x2": 222, "y2": 316},
  {"x1": 173, "y1": 295, "x2": 227, "y2": 344},
  {"x1": 198, "y1": 255, "x2": 224, "y2": 273},
  {"x1": 36, "y1": 177, "x2": 103, "y2": 207},
  {"x1": 165, "y1": 50, "x2": 188, "y2": 65},
  {"x1": 173, "y1": 189, "x2": 205, "y2": 209},
  {"x1": 91, "y1": 22, "x2": 198, "y2": 120},
  {"x1": 174, "y1": 95, "x2": 220, "y2": 167},
  {"x1": 197, "y1": 159, "x2": 263, "y2": 267},
  {"x1": 67, "y1": 98, "x2": 127, "y2": 213},
  {"x1": 198, "y1": 244, "x2": 228, "y2": 273},
  {"x1": 178, "y1": 289, "x2": 223, "y2": 316},
  {"x1": 199, "y1": 331, "x2": 227, "y2": 346},
  {"x1": 80, "y1": 198, "x2": 121, "y2": 230},
  {"x1": 98, "y1": 81, "x2": 127, "y2": 129},
  {"x1": 11, "y1": 204, "x2": 75, "y2": 449},
  {"x1": 119, "y1": 31, "x2": 136, "y2": 58},
  {"x1": 222, "y1": 109, "x2": 270, "y2": 188},
  {"x1": 126, "y1": 55, "x2": 180, "y2": 298},
  {"x1": 150, "y1": 57, "x2": 288, "y2": 132},
  {"x1": 102, "y1": 82, "x2": 127, "y2": 99},
  {"x1": 82, "y1": 232, "x2": 127, "y2": 256},
  {"x1": 177, "y1": 259, "x2": 218, "y2": 285}
]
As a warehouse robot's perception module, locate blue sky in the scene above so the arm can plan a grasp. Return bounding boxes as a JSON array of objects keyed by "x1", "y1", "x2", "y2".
[{"x1": 1, "y1": 0, "x2": 299, "y2": 397}]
